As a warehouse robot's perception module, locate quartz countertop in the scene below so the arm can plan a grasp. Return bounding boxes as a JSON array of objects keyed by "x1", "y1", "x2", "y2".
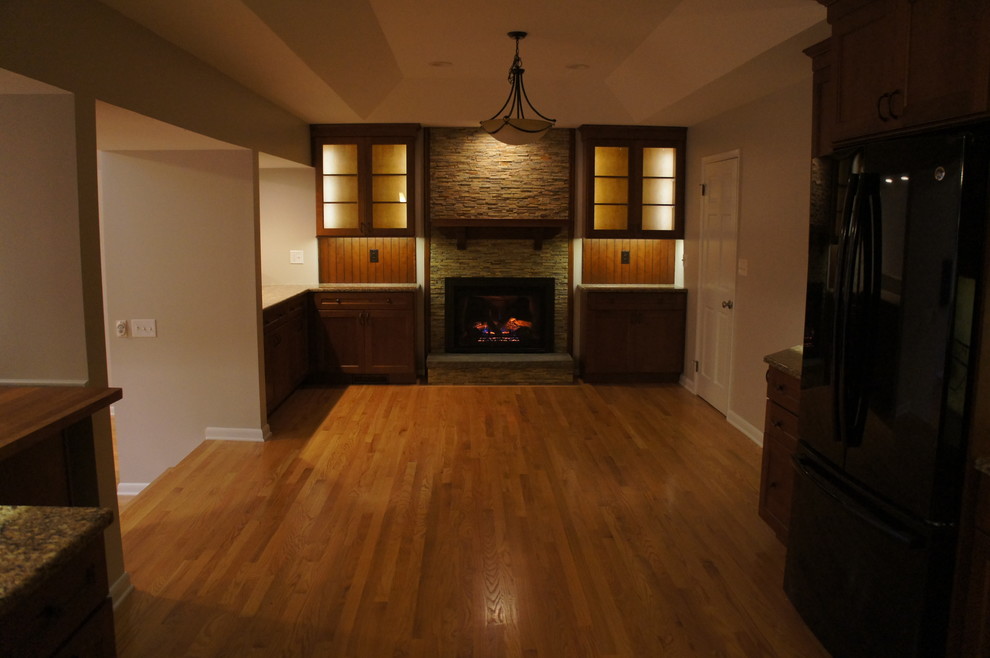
[
  {"x1": 0, "y1": 506, "x2": 112, "y2": 617},
  {"x1": 764, "y1": 345, "x2": 803, "y2": 379},
  {"x1": 263, "y1": 284, "x2": 419, "y2": 309}
]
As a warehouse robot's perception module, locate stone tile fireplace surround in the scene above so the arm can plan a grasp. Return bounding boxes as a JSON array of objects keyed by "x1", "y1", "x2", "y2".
[{"x1": 426, "y1": 128, "x2": 574, "y2": 384}]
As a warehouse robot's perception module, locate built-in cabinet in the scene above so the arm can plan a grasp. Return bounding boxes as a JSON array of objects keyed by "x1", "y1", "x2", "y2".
[
  {"x1": 0, "y1": 387, "x2": 121, "y2": 657},
  {"x1": 311, "y1": 124, "x2": 420, "y2": 237},
  {"x1": 823, "y1": 0, "x2": 990, "y2": 144},
  {"x1": 758, "y1": 365, "x2": 801, "y2": 543},
  {"x1": 581, "y1": 289, "x2": 686, "y2": 381},
  {"x1": 263, "y1": 294, "x2": 309, "y2": 414},
  {"x1": 311, "y1": 291, "x2": 416, "y2": 384},
  {"x1": 579, "y1": 125, "x2": 686, "y2": 239},
  {"x1": 960, "y1": 469, "x2": 990, "y2": 655}
]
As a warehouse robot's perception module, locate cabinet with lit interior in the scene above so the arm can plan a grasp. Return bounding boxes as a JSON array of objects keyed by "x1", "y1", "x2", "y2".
[
  {"x1": 579, "y1": 125, "x2": 686, "y2": 239},
  {"x1": 311, "y1": 124, "x2": 420, "y2": 237},
  {"x1": 581, "y1": 289, "x2": 686, "y2": 381},
  {"x1": 311, "y1": 291, "x2": 416, "y2": 384},
  {"x1": 824, "y1": 0, "x2": 990, "y2": 144}
]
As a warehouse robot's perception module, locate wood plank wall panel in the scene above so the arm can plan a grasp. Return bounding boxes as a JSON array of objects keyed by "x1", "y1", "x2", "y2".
[
  {"x1": 582, "y1": 239, "x2": 676, "y2": 284},
  {"x1": 318, "y1": 238, "x2": 417, "y2": 283}
]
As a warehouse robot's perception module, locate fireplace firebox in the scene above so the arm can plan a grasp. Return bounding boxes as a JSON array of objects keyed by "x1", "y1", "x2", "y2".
[{"x1": 444, "y1": 277, "x2": 554, "y2": 353}]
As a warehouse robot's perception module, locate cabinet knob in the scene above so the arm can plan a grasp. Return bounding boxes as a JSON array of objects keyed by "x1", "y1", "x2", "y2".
[
  {"x1": 721, "y1": 300, "x2": 734, "y2": 309},
  {"x1": 335, "y1": 298, "x2": 341, "y2": 304}
]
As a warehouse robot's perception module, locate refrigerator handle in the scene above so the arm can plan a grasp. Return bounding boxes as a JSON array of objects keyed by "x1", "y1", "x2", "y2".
[
  {"x1": 793, "y1": 455, "x2": 923, "y2": 548},
  {"x1": 831, "y1": 174, "x2": 860, "y2": 443},
  {"x1": 846, "y1": 176, "x2": 883, "y2": 447}
]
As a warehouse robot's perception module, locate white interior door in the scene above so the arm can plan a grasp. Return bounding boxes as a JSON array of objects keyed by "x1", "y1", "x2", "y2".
[{"x1": 696, "y1": 152, "x2": 739, "y2": 414}]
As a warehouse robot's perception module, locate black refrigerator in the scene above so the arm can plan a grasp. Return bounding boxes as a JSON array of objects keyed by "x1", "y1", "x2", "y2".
[{"x1": 784, "y1": 126, "x2": 990, "y2": 657}]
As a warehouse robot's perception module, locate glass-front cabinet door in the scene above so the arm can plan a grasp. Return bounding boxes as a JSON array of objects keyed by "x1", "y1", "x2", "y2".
[
  {"x1": 581, "y1": 125, "x2": 686, "y2": 239},
  {"x1": 312, "y1": 124, "x2": 420, "y2": 237}
]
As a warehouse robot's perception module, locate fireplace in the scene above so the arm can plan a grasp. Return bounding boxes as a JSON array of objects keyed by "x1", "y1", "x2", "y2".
[{"x1": 444, "y1": 277, "x2": 554, "y2": 353}]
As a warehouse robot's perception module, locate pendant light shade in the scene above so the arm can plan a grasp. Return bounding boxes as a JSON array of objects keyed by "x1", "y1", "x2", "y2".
[{"x1": 481, "y1": 31, "x2": 555, "y2": 145}]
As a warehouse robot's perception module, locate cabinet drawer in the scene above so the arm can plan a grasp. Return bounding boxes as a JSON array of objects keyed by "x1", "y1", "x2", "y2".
[
  {"x1": 766, "y1": 366, "x2": 800, "y2": 415},
  {"x1": 313, "y1": 291, "x2": 413, "y2": 310},
  {"x1": 766, "y1": 401, "x2": 799, "y2": 441},
  {"x1": 585, "y1": 291, "x2": 686, "y2": 311},
  {"x1": 0, "y1": 535, "x2": 109, "y2": 657},
  {"x1": 759, "y1": 430, "x2": 798, "y2": 542},
  {"x1": 263, "y1": 294, "x2": 306, "y2": 327}
]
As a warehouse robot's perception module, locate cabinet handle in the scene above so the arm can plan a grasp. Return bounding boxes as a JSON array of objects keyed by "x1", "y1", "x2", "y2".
[
  {"x1": 386, "y1": 297, "x2": 392, "y2": 304},
  {"x1": 888, "y1": 89, "x2": 903, "y2": 119},
  {"x1": 335, "y1": 298, "x2": 342, "y2": 304},
  {"x1": 877, "y1": 92, "x2": 890, "y2": 122}
]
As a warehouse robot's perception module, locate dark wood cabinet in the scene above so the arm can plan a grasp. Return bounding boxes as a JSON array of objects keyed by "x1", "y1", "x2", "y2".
[
  {"x1": 579, "y1": 125, "x2": 686, "y2": 239},
  {"x1": 759, "y1": 365, "x2": 800, "y2": 543},
  {"x1": 263, "y1": 293, "x2": 309, "y2": 414},
  {"x1": 311, "y1": 291, "x2": 416, "y2": 384},
  {"x1": 804, "y1": 38, "x2": 835, "y2": 158},
  {"x1": 311, "y1": 124, "x2": 420, "y2": 238},
  {"x1": 959, "y1": 469, "x2": 990, "y2": 656},
  {"x1": 581, "y1": 289, "x2": 686, "y2": 381},
  {"x1": 824, "y1": 0, "x2": 990, "y2": 144}
]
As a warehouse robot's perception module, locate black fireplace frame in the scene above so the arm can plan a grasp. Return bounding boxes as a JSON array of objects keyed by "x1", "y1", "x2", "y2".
[{"x1": 444, "y1": 277, "x2": 555, "y2": 354}]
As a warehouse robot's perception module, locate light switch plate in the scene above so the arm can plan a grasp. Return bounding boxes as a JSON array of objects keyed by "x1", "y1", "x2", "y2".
[
  {"x1": 130, "y1": 319, "x2": 157, "y2": 337},
  {"x1": 289, "y1": 250, "x2": 304, "y2": 264}
]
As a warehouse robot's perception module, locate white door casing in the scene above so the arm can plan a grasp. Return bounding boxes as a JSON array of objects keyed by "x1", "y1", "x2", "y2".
[{"x1": 696, "y1": 151, "x2": 739, "y2": 414}]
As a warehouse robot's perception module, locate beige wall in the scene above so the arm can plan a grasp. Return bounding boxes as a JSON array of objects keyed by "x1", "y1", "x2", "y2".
[
  {"x1": 0, "y1": 93, "x2": 89, "y2": 384},
  {"x1": 683, "y1": 79, "x2": 812, "y2": 438},
  {"x1": 101, "y1": 149, "x2": 264, "y2": 486},
  {"x1": 260, "y1": 167, "x2": 319, "y2": 285},
  {"x1": 0, "y1": 0, "x2": 309, "y2": 164}
]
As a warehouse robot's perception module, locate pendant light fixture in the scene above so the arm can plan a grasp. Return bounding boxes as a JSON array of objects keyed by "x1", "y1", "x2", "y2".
[{"x1": 480, "y1": 31, "x2": 556, "y2": 145}]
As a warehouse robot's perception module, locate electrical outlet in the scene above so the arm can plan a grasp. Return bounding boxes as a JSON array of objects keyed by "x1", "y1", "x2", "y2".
[
  {"x1": 130, "y1": 319, "x2": 157, "y2": 338},
  {"x1": 621, "y1": 250, "x2": 631, "y2": 264},
  {"x1": 289, "y1": 250, "x2": 304, "y2": 264},
  {"x1": 369, "y1": 249, "x2": 379, "y2": 263},
  {"x1": 115, "y1": 320, "x2": 128, "y2": 338}
]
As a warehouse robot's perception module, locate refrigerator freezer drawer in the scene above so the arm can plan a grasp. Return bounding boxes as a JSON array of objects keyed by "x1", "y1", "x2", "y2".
[{"x1": 783, "y1": 456, "x2": 957, "y2": 657}]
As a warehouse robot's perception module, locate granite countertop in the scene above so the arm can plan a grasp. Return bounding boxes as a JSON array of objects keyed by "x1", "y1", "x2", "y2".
[
  {"x1": 579, "y1": 284, "x2": 683, "y2": 292},
  {"x1": 764, "y1": 345, "x2": 803, "y2": 379},
  {"x1": 262, "y1": 284, "x2": 420, "y2": 309},
  {"x1": 0, "y1": 506, "x2": 112, "y2": 617}
]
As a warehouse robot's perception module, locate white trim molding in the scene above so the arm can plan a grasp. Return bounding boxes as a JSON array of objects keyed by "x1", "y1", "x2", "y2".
[
  {"x1": 117, "y1": 482, "x2": 148, "y2": 496},
  {"x1": 727, "y1": 410, "x2": 763, "y2": 446},
  {"x1": 110, "y1": 572, "x2": 134, "y2": 609},
  {"x1": 205, "y1": 426, "x2": 268, "y2": 442}
]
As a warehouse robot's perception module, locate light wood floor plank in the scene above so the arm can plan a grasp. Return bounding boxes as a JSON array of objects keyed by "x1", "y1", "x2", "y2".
[{"x1": 114, "y1": 383, "x2": 827, "y2": 657}]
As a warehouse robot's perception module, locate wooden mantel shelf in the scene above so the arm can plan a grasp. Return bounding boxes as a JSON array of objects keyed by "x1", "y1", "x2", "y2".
[{"x1": 431, "y1": 218, "x2": 571, "y2": 250}]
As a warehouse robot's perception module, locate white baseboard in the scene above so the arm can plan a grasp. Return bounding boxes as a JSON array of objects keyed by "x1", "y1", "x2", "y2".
[
  {"x1": 727, "y1": 410, "x2": 763, "y2": 446},
  {"x1": 110, "y1": 571, "x2": 134, "y2": 608},
  {"x1": 0, "y1": 378, "x2": 89, "y2": 386},
  {"x1": 117, "y1": 482, "x2": 149, "y2": 496},
  {"x1": 205, "y1": 426, "x2": 267, "y2": 442},
  {"x1": 678, "y1": 374, "x2": 697, "y2": 394}
]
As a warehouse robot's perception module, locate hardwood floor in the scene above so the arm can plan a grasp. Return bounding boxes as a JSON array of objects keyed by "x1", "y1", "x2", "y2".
[{"x1": 114, "y1": 383, "x2": 827, "y2": 657}]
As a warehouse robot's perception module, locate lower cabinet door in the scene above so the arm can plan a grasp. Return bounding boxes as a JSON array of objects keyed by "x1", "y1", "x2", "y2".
[
  {"x1": 317, "y1": 310, "x2": 364, "y2": 376},
  {"x1": 364, "y1": 309, "x2": 416, "y2": 382}
]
